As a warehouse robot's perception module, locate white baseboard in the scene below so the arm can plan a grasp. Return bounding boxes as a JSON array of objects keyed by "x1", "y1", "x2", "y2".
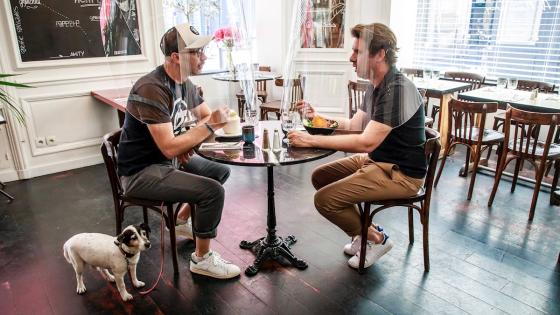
[
  {"x1": 0, "y1": 169, "x2": 19, "y2": 182},
  {"x1": 16, "y1": 154, "x2": 103, "y2": 180}
]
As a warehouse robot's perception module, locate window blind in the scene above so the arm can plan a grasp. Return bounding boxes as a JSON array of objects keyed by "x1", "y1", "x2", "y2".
[{"x1": 412, "y1": 0, "x2": 560, "y2": 86}]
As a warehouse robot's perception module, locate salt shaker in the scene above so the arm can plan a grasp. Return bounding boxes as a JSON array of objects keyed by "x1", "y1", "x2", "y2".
[
  {"x1": 262, "y1": 129, "x2": 270, "y2": 150},
  {"x1": 530, "y1": 88, "x2": 539, "y2": 100},
  {"x1": 273, "y1": 129, "x2": 282, "y2": 152}
]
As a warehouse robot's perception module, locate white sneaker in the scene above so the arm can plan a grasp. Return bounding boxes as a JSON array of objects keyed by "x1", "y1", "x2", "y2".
[
  {"x1": 168, "y1": 217, "x2": 193, "y2": 240},
  {"x1": 348, "y1": 234, "x2": 393, "y2": 269},
  {"x1": 190, "y1": 250, "x2": 241, "y2": 279},
  {"x1": 343, "y1": 225, "x2": 384, "y2": 256}
]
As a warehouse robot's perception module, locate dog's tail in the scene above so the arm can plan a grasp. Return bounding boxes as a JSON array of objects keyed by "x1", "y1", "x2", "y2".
[{"x1": 63, "y1": 241, "x2": 72, "y2": 264}]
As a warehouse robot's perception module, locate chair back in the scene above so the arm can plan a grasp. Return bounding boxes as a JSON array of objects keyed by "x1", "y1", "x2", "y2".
[
  {"x1": 401, "y1": 68, "x2": 423, "y2": 78},
  {"x1": 347, "y1": 80, "x2": 369, "y2": 118},
  {"x1": 516, "y1": 80, "x2": 555, "y2": 93},
  {"x1": 447, "y1": 98, "x2": 498, "y2": 144},
  {"x1": 503, "y1": 106, "x2": 560, "y2": 160},
  {"x1": 275, "y1": 77, "x2": 303, "y2": 110},
  {"x1": 101, "y1": 129, "x2": 124, "y2": 202},
  {"x1": 444, "y1": 71, "x2": 485, "y2": 92},
  {"x1": 422, "y1": 127, "x2": 441, "y2": 210},
  {"x1": 257, "y1": 65, "x2": 271, "y2": 92}
]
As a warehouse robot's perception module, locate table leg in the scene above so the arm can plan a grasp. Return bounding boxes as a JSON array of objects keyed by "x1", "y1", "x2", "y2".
[
  {"x1": 239, "y1": 165, "x2": 308, "y2": 276},
  {"x1": 438, "y1": 94, "x2": 451, "y2": 159}
]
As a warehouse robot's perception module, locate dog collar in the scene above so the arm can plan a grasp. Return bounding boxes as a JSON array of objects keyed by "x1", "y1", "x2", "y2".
[{"x1": 117, "y1": 244, "x2": 135, "y2": 259}]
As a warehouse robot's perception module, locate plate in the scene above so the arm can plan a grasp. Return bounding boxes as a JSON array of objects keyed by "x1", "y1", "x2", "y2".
[{"x1": 215, "y1": 129, "x2": 242, "y2": 138}]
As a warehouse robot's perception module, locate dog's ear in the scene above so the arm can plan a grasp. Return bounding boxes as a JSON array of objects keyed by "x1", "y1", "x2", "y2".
[
  {"x1": 139, "y1": 223, "x2": 151, "y2": 235},
  {"x1": 115, "y1": 229, "x2": 134, "y2": 246}
]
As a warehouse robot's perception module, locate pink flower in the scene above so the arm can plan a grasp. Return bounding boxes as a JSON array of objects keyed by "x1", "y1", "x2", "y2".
[{"x1": 213, "y1": 26, "x2": 239, "y2": 44}]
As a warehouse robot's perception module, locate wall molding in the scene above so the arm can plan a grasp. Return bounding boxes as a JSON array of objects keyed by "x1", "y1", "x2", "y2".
[{"x1": 17, "y1": 153, "x2": 103, "y2": 179}]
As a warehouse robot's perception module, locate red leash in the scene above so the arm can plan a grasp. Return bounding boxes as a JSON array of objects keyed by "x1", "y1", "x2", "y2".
[{"x1": 139, "y1": 202, "x2": 166, "y2": 295}]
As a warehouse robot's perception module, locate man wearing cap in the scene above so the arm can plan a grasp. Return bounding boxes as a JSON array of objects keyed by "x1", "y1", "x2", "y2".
[{"x1": 117, "y1": 23, "x2": 241, "y2": 279}]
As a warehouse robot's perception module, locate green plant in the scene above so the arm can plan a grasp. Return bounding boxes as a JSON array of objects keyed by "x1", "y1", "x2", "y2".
[{"x1": 0, "y1": 74, "x2": 30, "y2": 125}]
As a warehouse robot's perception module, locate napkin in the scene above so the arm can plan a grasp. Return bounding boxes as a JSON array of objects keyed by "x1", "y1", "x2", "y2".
[{"x1": 199, "y1": 142, "x2": 243, "y2": 151}]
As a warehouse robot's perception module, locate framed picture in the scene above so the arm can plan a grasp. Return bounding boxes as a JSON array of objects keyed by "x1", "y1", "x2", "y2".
[
  {"x1": 7, "y1": 0, "x2": 143, "y2": 64},
  {"x1": 300, "y1": 0, "x2": 346, "y2": 49}
]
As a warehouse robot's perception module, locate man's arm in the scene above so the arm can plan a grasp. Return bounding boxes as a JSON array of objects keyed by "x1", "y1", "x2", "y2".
[
  {"x1": 192, "y1": 102, "x2": 212, "y2": 125},
  {"x1": 148, "y1": 122, "x2": 212, "y2": 159},
  {"x1": 288, "y1": 120, "x2": 391, "y2": 153}
]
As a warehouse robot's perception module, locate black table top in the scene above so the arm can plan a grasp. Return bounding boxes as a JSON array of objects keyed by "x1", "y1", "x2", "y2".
[
  {"x1": 459, "y1": 87, "x2": 560, "y2": 113},
  {"x1": 195, "y1": 121, "x2": 335, "y2": 167}
]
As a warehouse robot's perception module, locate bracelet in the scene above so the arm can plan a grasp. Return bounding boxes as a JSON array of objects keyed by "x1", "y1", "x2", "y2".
[{"x1": 204, "y1": 122, "x2": 215, "y2": 134}]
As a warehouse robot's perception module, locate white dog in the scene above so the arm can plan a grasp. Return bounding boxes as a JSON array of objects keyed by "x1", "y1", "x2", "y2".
[{"x1": 63, "y1": 223, "x2": 151, "y2": 301}]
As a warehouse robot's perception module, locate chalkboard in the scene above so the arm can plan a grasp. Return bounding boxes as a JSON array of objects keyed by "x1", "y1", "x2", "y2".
[{"x1": 9, "y1": 0, "x2": 142, "y2": 62}]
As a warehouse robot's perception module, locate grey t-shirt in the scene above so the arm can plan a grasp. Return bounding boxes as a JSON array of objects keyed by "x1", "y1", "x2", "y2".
[
  {"x1": 118, "y1": 65, "x2": 204, "y2": 176},
  {"x1": 359, "y1": 67, "x2": 427, "y2": 178}
]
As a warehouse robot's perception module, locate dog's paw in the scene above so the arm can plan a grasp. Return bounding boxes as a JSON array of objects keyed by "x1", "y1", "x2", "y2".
[
  {"x1": 121, "y1": 292, "x2": 133, "y2": 301},
  {"x1": 76, "y1": 284, "x2": 87, "y2": 294},
  {"x1": 133, "y1": 280, "x2": 145, "y2": 288}
]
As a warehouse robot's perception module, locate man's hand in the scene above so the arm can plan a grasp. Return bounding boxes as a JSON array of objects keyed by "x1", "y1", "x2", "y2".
[
  {"x1": 208, "y1": 107, "x2": 229, "y2": 130},
  {"x1": 287, "y1": 130, "x2": 314, "y2": 148},
  {"x1": 295, "y1": 100, "x2": 316, "y2": 120},
  {"x1": 177, "y1": 150, "x2": 194, "y2": 165}
]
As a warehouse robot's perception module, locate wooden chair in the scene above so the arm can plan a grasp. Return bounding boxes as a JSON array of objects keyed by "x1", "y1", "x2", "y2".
[
  {"x1": 418, "y1": 89, "x2": 434, "y2": 128},
  {"x1": 347, "y1": 80, "x2": 369, "y2": 119},
  {"x1": 400, "y1": 67, "x2": 423, "y2": 78},
  {"x1": 260, "y1": 77, "x2": 303, "y2": 120},
  {"x1": 488, "y1": 106, "x2": 560, "y2": 221},
  {"x1": 356, "y1": 128, "x2": 441, "y2": 273},
  {"x1": 434, "y1": 98, "x2": 504, "y2": 200},
  {"x1": 488, "y1": 80, "x2": 556, "y2": 162},
  {"x1": 432, "y1": 72, "x2": 486, "y2": 125},
  {"x1": 101, "y1": 129, "x2": 188, "y2": 273},
  {"x1": 236, "y1": 66, "x2": 271, "y2": 120}
]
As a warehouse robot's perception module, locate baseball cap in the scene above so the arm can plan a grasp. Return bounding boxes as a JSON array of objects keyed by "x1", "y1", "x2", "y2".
[{"x1": 160, "y1": 23, "x2": 213, "y2": 56}]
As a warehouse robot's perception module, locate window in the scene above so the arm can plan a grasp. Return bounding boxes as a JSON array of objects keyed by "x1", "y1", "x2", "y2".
[
  {"x1": 162, "y1": 0, "x2": 255, "y2": 71},
  {"x1": 412, "y1": 0, "x2": 560, "y2": 85}
]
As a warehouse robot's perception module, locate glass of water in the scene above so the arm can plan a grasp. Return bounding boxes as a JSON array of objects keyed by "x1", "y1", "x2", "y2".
[
  {"x1": 432, "y1": 70, "x2": 441, "y2": 80},
  {"x1": 423, "y1": 69, "x2": 433, "y2": 80},
  {"x1": 507, "y1": 78, "x2": 518, "y2": 90},
  {"x1": 496, "y1": 78, "x2": 507, "y2": 89}
]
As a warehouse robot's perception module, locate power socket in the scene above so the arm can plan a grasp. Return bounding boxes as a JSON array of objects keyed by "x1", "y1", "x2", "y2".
[
  {"x1": 36, "y1": 136, "x2": 47, "y2": 147},
  {"x1": 46, "y1": 135, "x2": 56, "y2": 146}
]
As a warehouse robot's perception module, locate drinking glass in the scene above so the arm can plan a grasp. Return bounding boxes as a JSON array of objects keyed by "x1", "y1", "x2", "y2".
[
  {"x1": 496, "y1": 77, "x2": 507, "y2": 89},
  {"x1": 423, "y1": 69, "x2": 433, "y2": 80},
  {"x1": 432, "y1": 70, "x2": 441, "y2": 80},
  {"x1": 507, "y1": 78, "x2": 518, "y2": 90},
  {"x1": 281, "y1": 111, "x2": 295, "y2": 144}
]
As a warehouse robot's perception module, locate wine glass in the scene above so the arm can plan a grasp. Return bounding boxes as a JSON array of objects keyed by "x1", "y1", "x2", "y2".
[
  {"x1": 432, "y1": 70, "x2": 441, "y2": 80},
  {"x1": 507, "y1": 78, "x2": 518, "y2": 90},
  {"x1": 281, "y1": 110, "x2": 296, "y2": 144},
  {"x1": 423, "y1": 69, "x2": 433, "y2": 81},
  {"x1": 496, "y1": 77, "x2": 507, "y2": 89}
]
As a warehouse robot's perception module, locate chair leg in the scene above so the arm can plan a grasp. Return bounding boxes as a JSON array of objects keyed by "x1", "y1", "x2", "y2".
[
  {"x1": 460, "y1": 147, "x2": 471, "y2": 177},
  {"x1": 467, "y1": 149, "x2": 482, "y2": 200},
  {"x1": 358, "y1": 202, "x2": 370, "y2": 274},
  {"x1": 550, "y1": 160, "x2": 560, "y2": 205},
  {"x1": 422, "y1": 210, "x2": 430, "y2": 272},
  {"x1": 434, "y1": 143, "x2": 452, "y2": 187},
  {"x1": 511, "y1": 158, "x2": 522, "y2": 193},
  {"x1": 486, "y1": 118, "x2": 501, "y2": 161},
  {"x1": 408, "y1": 207, "x2": 414, "y2": 244},
  {"x1": 166, "y1": 204, "x2": 179, "y2": 274},
  {"x1": 0, "y1": 188, "x2": 14, "y2": 201},
  {"x1": 142, "y1": 207, "x2": 149, "y2": 225},
  {"x1": 488, "y1": 153, "x2": 508, "y2": 207},
  {"x1": 116, "y1": 204, "x2": 123, "y2": 234},
  {"x1": 529, "y1": 162, "x2": 547, "y2": 221}
]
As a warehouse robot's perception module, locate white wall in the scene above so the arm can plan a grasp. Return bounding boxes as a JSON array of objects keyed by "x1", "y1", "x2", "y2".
[{"x1": 0, "y1": 0, "x2": 395, "y2": 182}]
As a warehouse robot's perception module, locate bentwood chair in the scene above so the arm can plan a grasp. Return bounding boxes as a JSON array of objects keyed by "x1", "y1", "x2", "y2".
[
  {"x1": 431, "y1": 71, "x2": 485, "y2": 125},
  {"x1": 356, "y1": 128, "x2": 441, "y2": 273},
  {"x1": 102, "y1": 129, "x2": 191, "y2": 273},
  {"x1": 488, "y1": 106, "x2": 560, "y2": 221},
  {"x1": 236, "y1": 66, "x2": 272, "y2": 120},
  {"x1": 434, "y1": 98, "x2": 504, "y2": 200},
  {"x1": 260, "y1": 76, "x2": 303, "y2": 120},
  {"x1": 487, "y1": 80, "x2": 556, "y2": 162},
  {"x1": 347, "y1": 80, "x2": 369, "y2": 119}
]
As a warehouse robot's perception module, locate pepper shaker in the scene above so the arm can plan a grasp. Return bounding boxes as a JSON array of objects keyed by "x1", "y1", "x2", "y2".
[{"x1": 262, "y1": 128, "x2": 270, "y2": 150}]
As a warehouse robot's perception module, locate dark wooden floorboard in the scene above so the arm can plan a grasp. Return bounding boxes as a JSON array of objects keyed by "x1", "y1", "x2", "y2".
[{"x1": 0, "y1": 150, "x2": 559, "y2": 314}]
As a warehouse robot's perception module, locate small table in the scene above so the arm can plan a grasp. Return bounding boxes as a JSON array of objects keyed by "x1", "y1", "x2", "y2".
[
  {"x1": 91, "y1": 87, "x2": 130, "y2": 127},
  {"x1": 211, "y1": 71, "x2": 280, "y2": 82},
  {"x1": 0, "y1": 114, "x2": 14, "y2": 201},
  {"x1": 459, "y1": 87, "x2": 560, "y2": 112},
  {"x1": 413, "y1": 78, "x2": 473, "y2": 157},
  {"x1": 195, "y1": 121, "x2": 335, "y2": 276}
]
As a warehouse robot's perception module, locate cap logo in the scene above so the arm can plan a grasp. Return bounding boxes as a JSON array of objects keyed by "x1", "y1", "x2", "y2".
[{"x1": 190, "y1": 26, "x2": 200, "y2": 35}]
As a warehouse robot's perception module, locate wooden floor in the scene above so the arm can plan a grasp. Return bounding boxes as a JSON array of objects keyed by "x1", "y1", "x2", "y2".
[{"x1": 0, "y1": 151, "x2": 559, "y2": 315}]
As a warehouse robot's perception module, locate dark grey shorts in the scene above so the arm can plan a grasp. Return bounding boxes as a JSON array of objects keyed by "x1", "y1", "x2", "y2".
[{"x1": 121, "y1": 156, "x2": 230, "y2": 239}]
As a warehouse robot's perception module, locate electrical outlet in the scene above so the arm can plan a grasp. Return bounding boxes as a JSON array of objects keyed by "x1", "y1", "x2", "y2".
[
  {"x1": 35, "y1": 136, "x2": 47, "y2": 147},
  {"x1": 46, "y1": 135, "x2": 56, "y2": 146}
]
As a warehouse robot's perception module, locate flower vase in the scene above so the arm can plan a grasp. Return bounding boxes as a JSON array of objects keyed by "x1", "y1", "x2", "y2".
[{"x1": 225, "y1": 47, "x2": 236, "y2": 76}]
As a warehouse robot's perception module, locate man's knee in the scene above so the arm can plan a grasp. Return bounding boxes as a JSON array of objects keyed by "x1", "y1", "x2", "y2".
[
  {"x1": 314, "y1": 187, "x2": 335, "y2": 215},
  {"x1": 311, "y1": 166, "x2": 326, "y2": 190},
  {"x1": 219, "y1": 166, "x2": 231, "y2": 184}
]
